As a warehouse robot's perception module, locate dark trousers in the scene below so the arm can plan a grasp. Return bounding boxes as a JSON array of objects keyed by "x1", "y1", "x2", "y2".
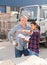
[{"x1": 15, "y1": 48, "x2": 29, "y2": 58}]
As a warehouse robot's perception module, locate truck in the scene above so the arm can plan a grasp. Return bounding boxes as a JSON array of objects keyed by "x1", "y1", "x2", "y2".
[{"x1": 19, "y1": 5, "x2": 47, "y2": 47}]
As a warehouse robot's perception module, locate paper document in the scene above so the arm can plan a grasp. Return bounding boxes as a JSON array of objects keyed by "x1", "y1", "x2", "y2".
[{"x1": 18, "y1": 34, "x2": 30, "y2": 41}]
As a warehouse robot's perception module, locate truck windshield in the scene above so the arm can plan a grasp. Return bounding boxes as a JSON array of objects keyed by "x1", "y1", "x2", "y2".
[
  {"x1": 40, "y1": 6, "x2": 47, "y2": 20},
  {"x1": 20, "y1": 6, "x2": 38, "y2": 20},
  {"x1": 19, "y1": 5, "x2": 47, "y2": 21}
]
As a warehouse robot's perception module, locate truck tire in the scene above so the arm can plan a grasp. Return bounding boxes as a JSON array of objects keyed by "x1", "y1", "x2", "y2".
[
  {"x1": 44, "y1": 43, "x2": 47, "y2": 48},
  {"x1": 44, "y1": 37, "x2": 47, "y2": 48}
]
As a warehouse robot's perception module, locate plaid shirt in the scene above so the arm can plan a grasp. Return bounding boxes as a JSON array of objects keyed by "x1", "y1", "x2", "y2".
[{"x1": 28, "y1": 30, "x2": 40, "y2": 53}]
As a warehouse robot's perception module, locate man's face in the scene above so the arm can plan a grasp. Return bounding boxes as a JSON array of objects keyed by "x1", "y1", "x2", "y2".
[{"x1": 20, "y1": 17, "x2": 27, "y2": 25}]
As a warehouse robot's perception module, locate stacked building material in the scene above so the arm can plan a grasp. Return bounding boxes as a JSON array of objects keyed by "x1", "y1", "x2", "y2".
[
  {"x1": 0, "y1": 60, "x2": 15, "y2": 65},
  {"x1": 17, "y1": 55, "x2": 47, "y2": 65},
  {"x1": 0, "y1": 55, "x2": 47, "y2": 65}
]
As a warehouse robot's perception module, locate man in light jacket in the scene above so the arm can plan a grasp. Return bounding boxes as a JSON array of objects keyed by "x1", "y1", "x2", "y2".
[{"x1": 8, "y1": 15, "x2": 30, "y2": 58}]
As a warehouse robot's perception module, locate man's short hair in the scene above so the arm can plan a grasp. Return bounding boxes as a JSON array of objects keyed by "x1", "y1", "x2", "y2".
[{"x1": 20, "y1": 15, "x2": 28, "y2": 20}]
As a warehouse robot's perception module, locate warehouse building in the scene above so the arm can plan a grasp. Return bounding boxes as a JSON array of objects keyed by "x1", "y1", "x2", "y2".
[{"x1": 0, "y1": 0, "x2": 47, "y2": 12}]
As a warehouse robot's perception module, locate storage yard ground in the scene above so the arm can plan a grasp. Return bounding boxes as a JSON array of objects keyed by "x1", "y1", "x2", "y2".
[{"x1": 0, "y1": 41, "x2": 47, "y2": 60}]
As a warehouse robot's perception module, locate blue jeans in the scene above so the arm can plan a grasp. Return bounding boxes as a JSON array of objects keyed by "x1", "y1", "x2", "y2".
[
  {"x1": 28, "y1": 49, "x2": 39, "y2": 56},
  {"x1": 15, "y1": 48, "x2": 29, "y2": 58}
]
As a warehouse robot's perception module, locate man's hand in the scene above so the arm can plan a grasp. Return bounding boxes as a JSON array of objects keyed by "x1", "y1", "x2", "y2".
[
  {"x1": 13, "y1": 41, "x2": 18, "y2": 46},
  {"x1": 22, "y1": 38, "x2": 29, "y2": 42},
  {"x1": 18, "y1": 30, "x2": 24, "y2": 33}
]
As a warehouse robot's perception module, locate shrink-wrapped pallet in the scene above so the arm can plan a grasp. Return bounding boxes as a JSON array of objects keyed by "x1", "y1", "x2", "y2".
[
  {"x1": 0, "y1": 60, "x2": 15, "y2": 65},
  {"x1": 17, "y1": 55, "x2": 47, "y2": 65},
  {"x1": 0, "y1": 55, "x2": 47, "y2": 65}
]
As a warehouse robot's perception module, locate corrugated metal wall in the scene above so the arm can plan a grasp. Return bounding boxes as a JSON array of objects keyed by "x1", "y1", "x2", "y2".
[{"x1": 0, "y1": 6, "x2": 6, "y2": 12}]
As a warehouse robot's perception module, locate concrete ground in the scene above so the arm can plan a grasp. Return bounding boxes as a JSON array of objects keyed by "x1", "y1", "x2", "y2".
[
  {"x1": 0, "y1": 41, "x2": 47, "y2": 61},
  {"x1": 0, "y1": 41, "x2": 15, "y2": 60}
]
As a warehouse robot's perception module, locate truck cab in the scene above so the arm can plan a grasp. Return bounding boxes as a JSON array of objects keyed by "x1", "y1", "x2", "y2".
[{"x1": 19, "y1": 5, "x2": 47, "y2": 47}]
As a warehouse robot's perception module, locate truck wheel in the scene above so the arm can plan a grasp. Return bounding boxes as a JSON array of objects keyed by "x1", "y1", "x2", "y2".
[
  {"x1": 44, "y1": 43, "x2": 47, "y2": 48},
  {"x1": 44, "y1": 37, "x2": 47, "y2": 48}
]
